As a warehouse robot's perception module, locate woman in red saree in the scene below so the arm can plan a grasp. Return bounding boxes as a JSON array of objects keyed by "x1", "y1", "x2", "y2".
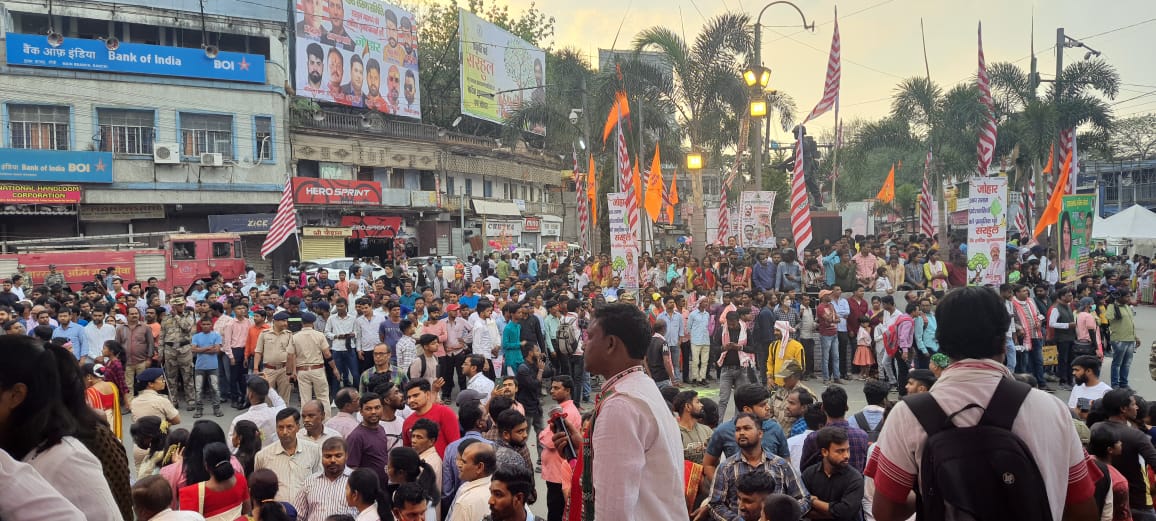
[{"x1": 178, "y1": 441, "x2": 248, "y2": 521}]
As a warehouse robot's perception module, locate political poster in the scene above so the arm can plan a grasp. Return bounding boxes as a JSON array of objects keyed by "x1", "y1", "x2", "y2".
[
  {"x1": 842, "y1": 201, "x2": 873, "y2": 236},
  {"x1": 459, "y1": 9, "x2": 547, "y2": 135},
  {"x1": 966, "y1": 176, "x2": 1007, "y2": 286},
  {"x1": 1059, "y1": 195, "x2": 1096, "y2": 284},
  {"x1": 293, "y1": 0, "x2": 420, "y2": 119},
  {"x1": 607, "y1": 192, "x2": 640, "y2": 288},
  {"x1": 739, "y1": 191, "x2": 777, "y2": 248}
]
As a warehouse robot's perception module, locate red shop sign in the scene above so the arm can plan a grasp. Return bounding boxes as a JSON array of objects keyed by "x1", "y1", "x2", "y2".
[
  {"x1": 341, "y1": 215, "x2": 403, "y2": 238},
  {"x1": 0, "y1": 183, "x2": 81, "y2": 204},
  {"x1": 523, "y1": 217, "x2": 541, "y2": 233},
  {"x1": 291, "y1": 178, "x2": 382, "y2": 206}
]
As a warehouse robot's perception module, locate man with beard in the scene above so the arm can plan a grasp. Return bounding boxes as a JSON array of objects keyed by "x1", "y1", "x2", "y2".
[
  {"x1": 484, "y1": 464, "x2": 542, "y2": 521},
  {"x1": 302, "y1": 43, "x2": 326, "y2": 97},
  {"x1": 400, "y1": 17, "x2": 418, "y2": 67},
  {"x1": 1069, "y1": 355, "x2": 1111, "y2": 420},
  {"x1": 494, "y1": 408, "x2": 532, "y2": 471},
  {"x1": 340, "y1": 54, "x2": 365, "y2": 107},
  {"x1": 345, "y1": 391, "x2": 399, "y2": 487},
  {"x1": 386, "y1": 65, "x2": 401, "y2": 113},
  {"x1": 403, "y1": 69, "x2": 418, "y2": 113},
  {"x1": 734, "y1": 471, "x2": 778, "y2": 521},
  {"x1": 293, "y1": 437, "x2": 356, "y2": 521},
  {"x1": 383, "y1": 10, "x2": 405, "y2": 64},
  {"x1": 295, "y1": 0, "x2": 325, "y2": 39},
  {"x1": 802, "y1": 427, "x2": 863, "y2": 521},
  {"x1": 320, "y1": 0, "x2": 354, "y2": 50},
  {"x1": 298, "y1": 399, "x2": 340, "y2": 446},
  {"x1": 448, "y1": 440, "x2": 496, "y2": 521},
  {"x1": 325, "y1": 47, "x2": 345, "y2": 102},
  {"x1": 708, "y1": 413, "x2": 810, "y2": 520}
]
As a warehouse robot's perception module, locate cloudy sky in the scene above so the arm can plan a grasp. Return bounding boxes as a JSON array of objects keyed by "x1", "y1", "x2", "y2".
[{"x1": 486, "y1": 0, "x2": 1156, "y2": 143}]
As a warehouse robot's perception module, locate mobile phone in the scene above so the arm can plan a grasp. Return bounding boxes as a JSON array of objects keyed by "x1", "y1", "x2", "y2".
[{"x1": 1077, "y1": 397, "x2": 1091, "y2": 412}]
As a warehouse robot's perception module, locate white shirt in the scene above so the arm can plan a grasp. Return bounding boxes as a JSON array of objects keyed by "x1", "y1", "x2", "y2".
[
  {"x1": 355, "y1": 314, "x2": 385, "y2": 352},
  {"x1": 355, "y1": 504, "x2": 381, "y2": 521},
  {"x1": 788, "y1": 429, "x2": 813, "y2": 475},
  {"x1": 591, "y1": 368, "x2": 685, "y2": 521},
  {"x1": 255, "y1": 439, "x2": 323, "y2": 503},
  {"x1": 468, "y1": 314, "x2": 495, "y2": 358},
  {"x1": 1068, "y1": 381, "x2": 1113, "y2": 409},
  {"x1": 151, "y1": 509, "x2": 205, "y2": 520},
  {"x1": 324, "y1": 313, "x2": 358, "y2": 351},
  {"x1": 466, "y1": 373, "x2": 495, "y2": 404},
  {"x1": 0, "y1": 448, "x2": 84, "y2": 520},
  {"x1": 24, "y1": 436, "x2": 120, "y2": 521},
  {"x1": 483, "y1": 275, "x2": 500, "y2": 290},
  {"x1": 298, "y1": 426, "x2": 342, "y2": 446},
  {"x1": 448, "y1": 476, "x2": 492, "y2": 521},
  {"x1": 229, "y1": 387, "x2": 287, "y2": 450},
  {"x1": 83, "y1": 322, "x2": 117, "y2": 359}
]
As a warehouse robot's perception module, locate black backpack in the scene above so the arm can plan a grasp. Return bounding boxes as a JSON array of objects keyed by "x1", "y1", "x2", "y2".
[
  {"x1": 556, "y1": 316, "x2": 577, "y2": 356},
  {"x1": 853, "y1": 411, "x2": 884, "y2": 443},
  {"x1": 905, "y1": 378, "x2": 1052, "y2": 521}
]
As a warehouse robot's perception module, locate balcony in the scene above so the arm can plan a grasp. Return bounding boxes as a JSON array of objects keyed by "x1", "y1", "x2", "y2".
[
  {"x1": 293, "y1": 110, "x2": 439, "y2": 141},
  {"x1": 411, "y1": 191, "x2": 439, "y2": 208},
  {"x1": 523, "y1": 201, "x2": 565, "y2": 216},
  {"x1": 381, "y1": 189, "x2": 411, "y2": 207}
]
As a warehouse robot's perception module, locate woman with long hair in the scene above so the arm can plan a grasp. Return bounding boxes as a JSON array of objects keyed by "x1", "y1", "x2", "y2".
[
  {"x1": 178, "y1": 441, "x2": 248, "y2": 520},
  {"x1": 82, "y1": 362, "x2": 122, "y2": 438},
  {"x1": 386, "y1": 446, "x2": 439, "y2": 520},
  {"x1": 98, "y1": 339, "x2": 128, "y2": 407},
  {"x1": 0, "y1": 335, "x2": 121, "y2": 518},
  {"x1": 346, "y1": 467, "x2": 391, "y2": 521},
  {"x1": 160, "y1": 420, "x2": 245, "y2": 508},
  {"x1": 130, "y1": 415, "x2": 173, "y2": 476},
  {"x1": 230, "y1": 420, "x2": 262, "y2": 478},
  {"x1": 249, "y1": 468, "x2": 296, "y2": 521}
]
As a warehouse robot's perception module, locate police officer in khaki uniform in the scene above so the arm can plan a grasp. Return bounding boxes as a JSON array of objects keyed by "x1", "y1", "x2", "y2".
[
  {"x1": 253, "y1": 311, "x2": 293, "y2": 400},
  {"x1": 288, "y1": 312, "x2": 339, "y2": 411},
  {"x1": 768, "y1": 360, "x2": 814, "y2": 436},
  {"x1": 160, "y1": 297, "x2": 196, "y2": 410}
]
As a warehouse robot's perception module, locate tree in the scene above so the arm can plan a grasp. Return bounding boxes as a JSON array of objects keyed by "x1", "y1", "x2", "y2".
[{"x1": 1110, "y1": 114, "x2": 1156, "y2": 160}]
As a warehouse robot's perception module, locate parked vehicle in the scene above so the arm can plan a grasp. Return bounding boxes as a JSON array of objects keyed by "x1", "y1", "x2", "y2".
[
  {"x1": 300, "y1": 257, "x2": 386, "y2": 280},
  {"x1": 405, "y1": 256, "x2": 461, "y2": 282}
]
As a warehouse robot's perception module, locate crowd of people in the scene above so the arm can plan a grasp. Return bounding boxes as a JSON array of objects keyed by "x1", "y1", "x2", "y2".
[{"x1": 0, "y1": 226, "x2": 1150, "y2": 521}]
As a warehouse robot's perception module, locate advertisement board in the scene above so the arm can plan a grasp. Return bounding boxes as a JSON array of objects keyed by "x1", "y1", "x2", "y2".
[
  {"x1": 458, "y1": 9, "x2": 546, "y2": 135},
  {"x1": 607, "y1": 192, "x2": 640, "y2": 288},
  {"x1": 738, "y1": 191, "x2": 777, "y2": 248},
  {"x1": 208, "y1": 213, "x2": 275, "y2": 233},
  {"x1": 341, "y1": 215, "x2": 403, "y2": 238},
  {"x1": 523, "y1": 217, "x2": 541, "y2": 233},
  {"x1": 293, "y1": 0, "x2": 420, "y2": 118},
  {"x1": 79, "y1": 204, "x2": 164, "y2": 221},
  {"x1": 484, "y1": 220, "x2": 522, "y2": 237},
  {"x1": 291, "y1": 178, "x2": 382, "y2": 206},
  {"x1": 6, "y1": 32, "x2": 265, "y2": 83},
  {"x1": 966, "y1": 176, "x2": 1007, "y2": 286},
  {"x1": 540, "y1": 221, "x2": 561, "y2": 237},
  {"x1": 0, "y1": 184, "x2": 82, "y2": 204},
  {"x1": 1060, "y1": 195, "x2": 1096, "y2": 284},
  {"x1": 0, "y1": 149, "x2": 113, "y2": 183}
]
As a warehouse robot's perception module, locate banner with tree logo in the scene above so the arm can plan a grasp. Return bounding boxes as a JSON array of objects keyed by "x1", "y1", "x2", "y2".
[
  {"x1": 607, "y1": 192, "x2": 640, "y2": 288},
  {"x1": 967, "y1": 176, "x2": 1007, "y2": 286},
  {"x1": 1059, "y1": 195, "x2": 1096, "y2": 283}
]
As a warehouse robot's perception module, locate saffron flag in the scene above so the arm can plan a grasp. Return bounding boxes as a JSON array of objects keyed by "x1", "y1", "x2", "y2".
[
  {"x1": 666, "y1": 173, "x2": 679, "y2": 224},
  {"x1": 261, "y1": 178, "x2": 297, "y2": 258},
  {"x1": 876, "y1": 164, "x2": 896, "y2": 203},
  {"x1": 1033, "y1": 149, "x2": 1073, "y2": 239},
  {"x1": 602, "y1": 91, "x2": 631, "y2": 144},
  {"x1": 644, "y1": 146, "x2": 664, "y2": 222},
  {"x1": 588, "y1": 156, "x2": 598, "y2": 225}
]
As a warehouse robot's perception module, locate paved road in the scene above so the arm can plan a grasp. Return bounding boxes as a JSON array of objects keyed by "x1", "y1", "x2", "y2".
[{"x1": 120, "y1": 305, "x2": 1156, "y2": 517}]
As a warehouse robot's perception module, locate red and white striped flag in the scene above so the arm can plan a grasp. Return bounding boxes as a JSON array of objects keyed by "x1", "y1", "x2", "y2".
[
  {"x1": 261, "y1": 178, "x2": 298, "y2": 258},
  {"x1": 920, "y1": 149, "x2": 935, "y2": 238},
  {"x1": 1060, "y1": 128, "x2": 1079, "y2": 194},
  {"x1": 573, "y1": 148, "x2": 589, "y2": 251},
  {"x1": 802, "y1": 11, "x2": 841, "y2": 123},
  {"x1": 1015, "y1": 191, "x2": 1029, "y2": 236},
  {"x1": 616, "y1": 123, "x2": 640, "y2": 247},
  {"x1": 976, "y1": 21, "x2": 997, "y2": 176}
]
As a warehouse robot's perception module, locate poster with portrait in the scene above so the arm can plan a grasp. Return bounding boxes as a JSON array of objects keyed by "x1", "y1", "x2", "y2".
[
  {"x1": 293, "y1": 0, "x2": 420, "y2": 119},
  {"x1": 458, "y1": 9, "x2": 546, "y2": 135},
  {"x1": 1060, "y1": 195, "x2": 1096, "y2": 284},
  {"x1": 739, "y1": 191, "x2": 777, "y2": 248},
  {"x1": 966, "y1": 176, "x2": 1007, "y2": 286},
  {"x1": 607, "y1": 192, "x2": 640, "y2": 288}
]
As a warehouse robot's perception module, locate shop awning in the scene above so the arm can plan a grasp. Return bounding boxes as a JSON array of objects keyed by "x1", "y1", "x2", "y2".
[
  {"x1": 473, "y1": 200, "x2": 522, "y2": 217},
  {"x1": 540, "y1": 215, "x2": 563, "y2": 223}
]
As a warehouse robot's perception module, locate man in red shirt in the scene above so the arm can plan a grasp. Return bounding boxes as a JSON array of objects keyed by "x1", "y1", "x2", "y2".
[{"x1": 402, "y1": 379, "x2": 460, "y2": 457}]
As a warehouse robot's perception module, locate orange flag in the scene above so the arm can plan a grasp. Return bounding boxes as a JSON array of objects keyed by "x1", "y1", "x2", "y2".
[
  {"x1": 1042, "y1": 143, "x2": 1055, "y2": 174},
  {"x1": 1033, "y1": 148, "x2": 1073, "y2": 238},
  {"x1": 666, "y1": 173, "x2": 679, "y2": 223},
  {"x1": 602, "y1": 91, "x2": 631, "y2": 144},
  {"x1": 588, "y1": 156, "x2": 598, "y2": 225},
  {"x1": 644, "y1": 147, "x2": 664, "y2": 222},
  {"x1": 876, "y1": 164, "x2": 896, "y2": 203}
]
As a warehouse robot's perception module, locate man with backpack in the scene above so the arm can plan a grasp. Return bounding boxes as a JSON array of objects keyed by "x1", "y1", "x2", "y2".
[
  {"x1": 864, "y1": 286, "x2": 1101, "y2": 521},
  {"x1": 853, "y1": 380, "x2": 889, "y2": 443}
]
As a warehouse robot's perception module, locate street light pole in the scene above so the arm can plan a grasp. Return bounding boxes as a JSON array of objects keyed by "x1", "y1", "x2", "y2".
[{"x1": 751, "y1": 1, "x2": 812, "y2": 190}]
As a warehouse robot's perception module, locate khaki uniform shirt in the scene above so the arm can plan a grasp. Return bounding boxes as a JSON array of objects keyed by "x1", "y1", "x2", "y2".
[
  {"x1": 130, "y1": 389, "x2": 179, "y2": 421},
  {"x1": 160, "y1": 311, "x2": 194, "y2": 347},
  {"x1": 289, "y1": 328, "x2": 328, "y2": 366},
  {"x1": 770, "y1": 382, "x2": 814, "y2": 435},
  {"x1": 256, "y1": 329, "x2": 293, "y2": 366}
]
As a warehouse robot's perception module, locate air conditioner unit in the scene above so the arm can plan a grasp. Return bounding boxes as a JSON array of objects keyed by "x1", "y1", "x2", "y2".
[
  {"x1": 152, "y1": 143, "x2": 180, "y2": 164},
  {"x1": 200, "y1": 153, "x2": 225, "y2": 167}
]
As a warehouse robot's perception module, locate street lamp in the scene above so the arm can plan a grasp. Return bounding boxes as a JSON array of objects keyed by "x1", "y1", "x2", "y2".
[
  {"x1": 749, "y1": 100, "x2": 768, "y2": 118},
  {"x1": 749, "y1": 1, "x2": 812, "y2": 189},
  {"x1": 686, "y1": 152, "x2": 704, "y2": 171}
]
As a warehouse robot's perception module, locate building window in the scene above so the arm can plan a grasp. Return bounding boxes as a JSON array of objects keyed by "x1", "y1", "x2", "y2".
[
  {"x1": 447, "y1": 176, "x2": 455, "y2": 196},
  {"x1": 484, "y1": 180, "x2": 493, "y2": 198},
  {"x1": 98, "y1": 108, "x2": 155, "y2": 155},
  {"x1": 8, "y1": 104, "x2": 69, "y2": 150},
  {"x1": 254, "y1": 116, "x2": 273, "y2": 161},
  {"x1": 465, "y1": 178, "x2": 473, "y2": 196},
  {"x1": 179, "y1": 113, "x2": 233, "y2": 158}
]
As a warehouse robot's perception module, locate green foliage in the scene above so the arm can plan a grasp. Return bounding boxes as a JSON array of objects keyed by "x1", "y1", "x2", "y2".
[
  {"x1": 967, "y1": 253, "x2": 990, "y2": 272},
  {"x1": 612, "y1": 256, "x2": 626, "y2": 271}
]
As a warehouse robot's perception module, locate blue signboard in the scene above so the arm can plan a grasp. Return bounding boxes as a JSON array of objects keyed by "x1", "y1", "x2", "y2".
[
  {"x1": 5, "y1": 32, "x2": 266, "y2": 84},
  {"x1": 0, "y1": 149, "x2": 114, "y2": 183},
  {"x1": 208, "y1": 213, "x2": 275, "y2": 233}
]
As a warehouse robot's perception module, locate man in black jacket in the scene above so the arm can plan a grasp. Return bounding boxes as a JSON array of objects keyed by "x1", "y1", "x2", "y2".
[{"x1": 516, "y1": 344, "x2": 553, "y2": 470}]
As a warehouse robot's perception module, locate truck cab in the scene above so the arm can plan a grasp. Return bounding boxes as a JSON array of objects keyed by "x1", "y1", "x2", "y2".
[{"x1": 163, "y1": 234, "x2": 246, "y2": 291}]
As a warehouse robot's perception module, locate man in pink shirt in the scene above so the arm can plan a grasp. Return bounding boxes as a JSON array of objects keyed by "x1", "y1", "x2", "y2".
[
  {"x1": 539, "y1": 374, "x2": 581, "y2": 520},
  {"x1": 852, "y1": 248, "x2": 879, "y2": 288},
  {"x1": 443, "y1": 304, "x2": 472, "y2": 403},
  {"x1": 224, "y1": 303, "x2": 253, "y2": 409}
]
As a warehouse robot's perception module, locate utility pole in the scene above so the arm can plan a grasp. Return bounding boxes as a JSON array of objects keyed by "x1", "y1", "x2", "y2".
[{"x1": 750, "y1": 1, "x2": 811, "y2": 191}]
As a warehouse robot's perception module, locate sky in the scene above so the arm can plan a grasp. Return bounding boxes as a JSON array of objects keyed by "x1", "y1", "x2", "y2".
[{"x1": 477, "y1": 0, "x2": 1156, "y2": 143}]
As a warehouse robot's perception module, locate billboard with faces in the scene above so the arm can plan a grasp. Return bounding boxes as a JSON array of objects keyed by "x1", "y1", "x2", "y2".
[{"x1": 293, "y1": 0, "x2": 420, "y2": 119}]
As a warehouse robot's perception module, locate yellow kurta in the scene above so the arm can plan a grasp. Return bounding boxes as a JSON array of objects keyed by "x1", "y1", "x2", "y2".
[{"x1": 766, "y1": 339, "x2": 806, "y2": 387}]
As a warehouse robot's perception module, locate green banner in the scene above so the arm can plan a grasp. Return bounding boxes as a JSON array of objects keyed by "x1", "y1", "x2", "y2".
[{"x1": 1059, "y1": 195, "x2": 1095, "y2": 283}]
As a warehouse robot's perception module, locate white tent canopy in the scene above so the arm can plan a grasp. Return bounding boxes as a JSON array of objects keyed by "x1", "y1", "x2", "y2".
[{"x1": 1092, "y1": 204, "x2": 1156, "y2": 240}]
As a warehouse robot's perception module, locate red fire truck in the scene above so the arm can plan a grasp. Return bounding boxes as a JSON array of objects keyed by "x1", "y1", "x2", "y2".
[{"x1": 0, "y1": 233, "x2": 246, "y2": 292}]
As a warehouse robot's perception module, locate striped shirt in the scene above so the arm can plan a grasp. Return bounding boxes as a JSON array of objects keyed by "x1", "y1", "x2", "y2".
[
  {"x1": 254, "y1": 439, "x2": 322, "y2": 502},
  {"x1": 294, "y1": 468, "x2": 357, "y2": 521}
]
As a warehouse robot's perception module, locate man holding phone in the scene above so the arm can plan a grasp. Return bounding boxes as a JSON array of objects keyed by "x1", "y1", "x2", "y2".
[{"x1": 1069, "y1": 355, "x2": 1112, "y2": 419}]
